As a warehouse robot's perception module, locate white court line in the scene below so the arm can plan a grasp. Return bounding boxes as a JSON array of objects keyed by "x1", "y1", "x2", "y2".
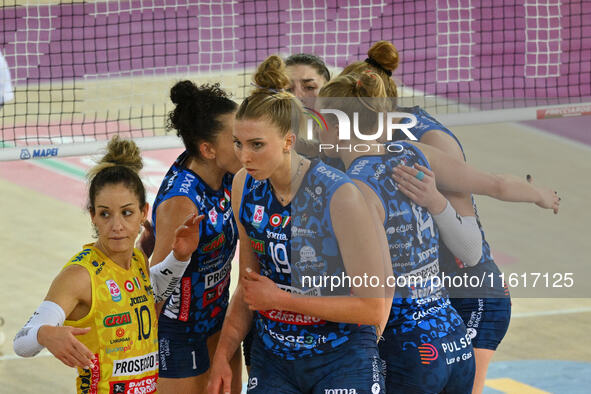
[{"x1": 512, "y1": 306, "x2": 591, "y2": 318}]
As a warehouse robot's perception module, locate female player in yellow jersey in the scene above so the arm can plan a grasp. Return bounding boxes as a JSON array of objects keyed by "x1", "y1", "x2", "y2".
[{"x1": 13, "y1": 136, "x2": 202, "y2": 394}]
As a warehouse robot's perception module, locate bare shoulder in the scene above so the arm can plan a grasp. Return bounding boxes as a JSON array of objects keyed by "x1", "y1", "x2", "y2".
[
  {"x1": 45, "y1": 264, "x2": 91, "y2": 306},
  {"x1": 421, "y1": 130, "x2": 464, "y2": 161}
]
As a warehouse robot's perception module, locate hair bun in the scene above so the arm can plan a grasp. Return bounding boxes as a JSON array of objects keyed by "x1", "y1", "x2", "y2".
[
  {"x1": 170, "y1": 80, "x2": 198, "y2": 105},
  {"x1": 367, "y1": 41, "x2": 399, "y2": 72},
  {"x1": 102, "y1": 135, "x2": 143, "y2": 173},
  {"x1": 253, "y1": 55, "x2": 291, "y2": 92}
]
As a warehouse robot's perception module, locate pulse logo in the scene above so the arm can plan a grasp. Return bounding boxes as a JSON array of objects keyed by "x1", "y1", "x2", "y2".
[{"x1": 418, "y1": 343, "x2": 439, "y2": 365}]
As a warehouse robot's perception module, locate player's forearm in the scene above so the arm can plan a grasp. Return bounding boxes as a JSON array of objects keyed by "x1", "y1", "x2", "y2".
[
  {"x1": 215, "y1": 285, "x2": 253, "y2": 362},
  {"x1": 278, "y1": 293, "x2": 385, "y2": 327}
]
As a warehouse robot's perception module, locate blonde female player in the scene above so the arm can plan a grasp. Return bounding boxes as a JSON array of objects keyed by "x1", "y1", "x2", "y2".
[
  {"x1": 208, "y1": 55, "x2": 392, "y2": 394},
  {"x1": 13, "y1": 136, "x2": 202, "y2": 393},
  {"x1": 317, "y1": 71, "x2": 560, "y2": 393},
  {"x1": 343, "y1": 39, "x2": 540, "y2": 394}
]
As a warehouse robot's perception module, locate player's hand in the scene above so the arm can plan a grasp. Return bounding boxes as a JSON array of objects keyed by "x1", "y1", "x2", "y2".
[
  {"x1": 172, "y1": 213, "x2": 205, "y2": 261},
  {"x1": 136, "y1": 220, "x2": 155, "y2": 258},
  {"x1": 392, "y1": 164, "x2": 448, "y2": 214},
  {"x1": 207, "y1": 353, "x2": 233, "y2": 394},
  {"x1": 37, "y1": 325, "x2": 95, "y2": 369},
  {"x1": 527, "y1": 174, "x2": 560, "y2": 214},
  {"x1": 243, "y1": 268, "x2": 284, "y2": 311}
]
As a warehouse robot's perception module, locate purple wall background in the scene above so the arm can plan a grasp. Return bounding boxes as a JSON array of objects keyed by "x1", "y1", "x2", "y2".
[{"x1": 1, "y1": 0, "x2": 590, "y2": 102}]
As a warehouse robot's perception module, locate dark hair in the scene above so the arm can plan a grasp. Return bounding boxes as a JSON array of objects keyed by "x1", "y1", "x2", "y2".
[
  {"x1": 87, "y1": 136, "x2": 146, "y2": 214},
  {"x1": 285, "y1": 53, "x2": 331, "y2": 82},
  {"x1": 167, "y1": 81, "x2": 237, "y2": 159}
]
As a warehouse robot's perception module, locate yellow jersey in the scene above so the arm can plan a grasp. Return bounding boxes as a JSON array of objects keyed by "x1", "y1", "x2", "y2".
[{"x1": 64, "y1": 244, "x2": 158, "y2": 394}]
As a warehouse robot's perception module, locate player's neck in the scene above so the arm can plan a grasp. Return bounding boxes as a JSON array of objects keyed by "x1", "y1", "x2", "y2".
[{"x1": 186, "y1": 157, "x2": 226, "y2": 191}]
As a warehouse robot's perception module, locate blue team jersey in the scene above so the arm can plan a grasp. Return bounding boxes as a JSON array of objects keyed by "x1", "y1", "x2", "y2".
[
  {"x1": 152, "y1": 151, "x2": 238, "y2": 334},
  {"x1": 239, "y1": 159, "x2": 375, "y2": 360},
  {"x1": 348, "y1": 142, "x2": 462, "y2": 341},
  {"x1": 397, "y1": 106, "x2": 507, "y2": 298}
]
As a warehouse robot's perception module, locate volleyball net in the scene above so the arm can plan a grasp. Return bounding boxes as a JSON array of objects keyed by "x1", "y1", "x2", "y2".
[{"x1": 0, "y1": 0, "x2": 590, "y2": 160}]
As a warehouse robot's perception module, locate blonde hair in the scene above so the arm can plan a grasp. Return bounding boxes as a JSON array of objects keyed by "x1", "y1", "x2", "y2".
[
  {"x1": 236, "y1": 55, "x2": 307, "y2": 140},
  {"x1": 87, "y1": 135, "x2": 145, "y2": 213},
  {"x1": 318, "y1": 71, "x2": 391, "y2": 133},
  {"x1": 340, "y1": 41, "x2": 400, "y2": 98}
]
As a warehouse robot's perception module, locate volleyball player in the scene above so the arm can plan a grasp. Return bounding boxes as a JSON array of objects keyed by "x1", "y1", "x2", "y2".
[
  {"x1": 285, "y1": 53, "x2": 331, "y2": 108},
  {"x1": 13, "y1": 136, "x2": 202, "y2": 393},
  {"x1": 343, "y1": 40, "x2": 539, "y2": 394},
  {"x1": 151, "y1": 81, "x2": 243, "y2": 393},
  {"x1": 317, "y1": 71, "x2": 560, "y2": 393},
  {"x1": 208, "y1": 55, "x2": 392, "y2": 394}
]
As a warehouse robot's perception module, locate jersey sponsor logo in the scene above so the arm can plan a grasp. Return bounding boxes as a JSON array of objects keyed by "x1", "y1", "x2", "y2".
[
  {"x1": 110, "y1": 374, "x2": 158, "y2": 394},
  {"x1": 304, "y1": 186, "x2": 323, "y2": 206},
  {"x1": 179, "y1": 173, "x2": 195, "y2": 194},
  {"x1": 204, "y1": 261, "x2": 231, "y2": 289},
  {"x1": 385, "y1": 223, "x2": 413, "y2": 236},
  {"x1": 418, "y1": 246, "x2": 438, "y2": 263},
  {"x1": 291, "y1": 226, "x2": 316, "y2": 238},
  {"x1": 106, "y1": 279, "x2": 122, "y2": 302},
  {"x1": 112, "y1": 352, "x2": 159, "y2": 377},
  {"x1": 372, "y1": 163, "x2": 386, "y2": 180},
  {"x1": 268, "y1": 326, "x2": 327, "y2": 346},
  {"x1": 269, "y1": 214, "x2": 291, "y2": 228},
  {"x1": 106, "y1": 340, "x2": 134, "y2": 354},
  {"x1": 104, "y1": 312, "x2": 132, "y2": 327},
  {"x1": 249, "y1": 237, "x2": 265, "y2": 254},
  {"x1": 179, "y1": 277, "x2": 191, "y2": 322},
  {"x1": 349, "y1": 159, "x2": 369, "y2": 176},
  {"x1": 277, "y1": 284, "x2": 320, "y2": 296},
  {"x1": 200, "y1": 233, "x2": 226, "y2": 253},
  {"x1": 324, "y1": 389, "x2": 357, "y2": 394},
  {"x1": 115, "y1": 328, "x2": 126, "y2": 338},
  {"x1": 209, "y1": 207, "x2": 218, "y2": 226},
  {"x1": 129, "y1": 295, "x2": 148, "y2": 307},
  {"x1": 252, "y1": 205, "x2": 265, "y2": 227},
  {"x1": 203, "y1": 273, "x2": 229, "y2": 307},
  {"x1": 412, "y1": 298, "x2": 450, "y2": 320},
  {"x1": 317, "y1": 164, "x2": 343, "y2": 182},
  {"x1": 418, "y1": 343, "x2": 439, "y2": 365},
  {"x1": 260, "y1": 309, "x2": 325, "y2": 325},
  {"x1": 389, "y1": 209, "x2": 410, "y2": 218},
  {"x1": 266, "y1": 229, "x2": 287, "y2": 241},
  {"x1": 91, "y1": 260, "x2": 105, "y2": 275},
  {"x1": 78, "y1": 353, "x2": 100, "y2": 394},
  {"x1": 441, "y1": 332, "x2": 472, "y2": 354},
  {"x1": 299, "y1": 245, "x2": 317, "y2": 263}
]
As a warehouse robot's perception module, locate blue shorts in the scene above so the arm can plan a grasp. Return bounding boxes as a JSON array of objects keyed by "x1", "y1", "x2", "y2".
[
  {"x1": 247, "y1": 334, "x2": 385, "y2": 393},
  {"x1": 451, "y1": 297, "x2": 511, "y2": 350},
  {"x1": 158, "y1": 325, "x2": 211, "y2": 378},
  {"x1": 379, "y1": 325, "x2": 475, "y2": 394}
]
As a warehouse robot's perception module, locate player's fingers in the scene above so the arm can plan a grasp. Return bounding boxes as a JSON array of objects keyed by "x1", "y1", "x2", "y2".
[
  {"x1": 414, "y1": 163, "x2": 434, "y2": 178},
  {"x1": 397, "y1": 184, "x2": 418, "y2": 202}
]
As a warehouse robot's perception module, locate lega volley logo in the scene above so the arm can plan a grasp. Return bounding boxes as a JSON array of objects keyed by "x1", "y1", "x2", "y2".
[{"x1": 304, "y1": 107, "x2": 419, "y2": 153}]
